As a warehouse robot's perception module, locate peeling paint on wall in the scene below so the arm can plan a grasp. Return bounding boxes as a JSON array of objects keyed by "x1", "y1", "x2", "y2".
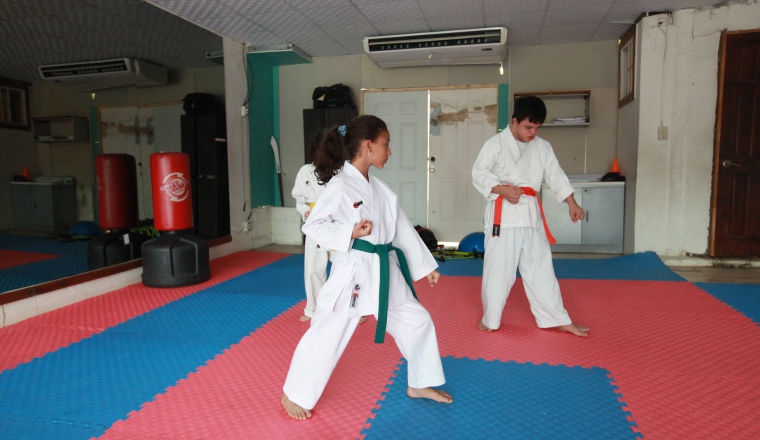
[
  {"x1": 430, "y1": 102, "x2": 442, "y2": 136},
  {"x1": 484, "y1": 104, "x2": 498, "y2": 125},
  {"x1": 430, "y1": 100, "x2": 499, "y2": 136}
]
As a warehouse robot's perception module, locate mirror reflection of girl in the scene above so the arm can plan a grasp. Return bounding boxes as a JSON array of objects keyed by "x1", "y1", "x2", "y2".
[{"x1": 281, "y1": 115, "x2": 452, "y2": 420}]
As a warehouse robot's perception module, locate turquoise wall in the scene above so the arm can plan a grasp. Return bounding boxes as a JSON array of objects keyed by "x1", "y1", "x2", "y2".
[{"x1": 247, "y1": 57, "x2": 281, "y2": 207}]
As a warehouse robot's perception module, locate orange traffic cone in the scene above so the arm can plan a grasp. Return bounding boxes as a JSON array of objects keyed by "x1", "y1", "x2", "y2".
[
  {"x1": 610, "y1": 158, "x2": 620, "y2": 173},
  {"x1": 21, "y1": 166, "x2": 31, "y2": 181}
]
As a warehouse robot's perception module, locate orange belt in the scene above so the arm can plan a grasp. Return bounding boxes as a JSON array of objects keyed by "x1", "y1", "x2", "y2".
[{"x1": 492, "y1": 186, "x2": 557, "y2": 245}]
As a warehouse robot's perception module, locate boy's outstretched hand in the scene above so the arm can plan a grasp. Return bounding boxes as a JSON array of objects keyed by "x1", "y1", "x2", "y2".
[
  {"x1": 352, "y1": 218, "x2": 373, "y2": 238},
  {"x1": 426, "y1": 270, "x2": 440, "y2": 286}
]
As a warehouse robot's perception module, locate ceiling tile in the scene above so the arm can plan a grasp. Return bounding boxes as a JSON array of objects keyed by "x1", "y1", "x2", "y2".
[
  {"x1": 427, "y1": 16, "x2": 487, "y2": 32},
  {"x1": 417, "y1": 0, "x2": 484, "y2": 19},
  {"x1": 241, "y1": 31, "x2": 289, "y2": 46},
  {"x1": 55, "y1": 9, "x2": 133, "y2": 31},
  {"x1": 483, "y1": 0, "x2": 548, "y2": 14},
  {"x1": 340, "y1": 39, "x2": 366, "y2": 54},
  {"x1": 12, "y1": 15, "x2": 84, "y2": 37},
  {"x1": 486, "y1": 10, "x2": 546, "y2": 29},
  {"x1": 19, "y1": 0, "x2": 96, "y2": 15},
  {"x1": 373, "y1": 19, "x2": 432, "y2": 35},
  {"x1": 1, "y1": 1, "x2": 44, "y2": 20},
  {"x1": 298, "y1": 6, "x2": 369, "y2": 26},
  {"x1": 279, "y1": 26, "x2": 335, "y2": 45},
  {"x1": 594, "y1": 22, "x2": 633, "y2": 40},
  {"x1": 80, "y1": 0, "x2": 142, "y2": 7},
  {"x1": 549, "y1": 0, "x2": 614, "y2": 8},
  {"x1": 356, "y1": 1, "x2": 425, "y2": 22},
  {"x1": 540, "y1": 23, "x2": 598, "y2": 44},
  {"x1": 322, "y1": 23, "x2": 378, "y2": 41},
  {"x1": 249, "y1": 10, "x2": 313, "y2": 34},
  {"x1": 0, "y1": 21, "x2": 38, "y2": 42},
  {"x1": 288, "y1": 0, "x2": 354, "y2": 8},
  {"x1": 544, "y1": 4, "x2": 612, "y2": 28},
  {"x1": 506, "y1": 27, "x2": 541, "y2": 46}
]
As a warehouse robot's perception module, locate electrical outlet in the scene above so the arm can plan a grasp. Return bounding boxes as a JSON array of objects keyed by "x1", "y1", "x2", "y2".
[
  {"x1": 658, "y1": 126, "x2": 669, "y2": 140},
  {"x1": 243, "y1": 221, "x2": 251, "y2": 232},
  {"x1": 241, "y1": 105, "x2": 248, "y2": 117}
]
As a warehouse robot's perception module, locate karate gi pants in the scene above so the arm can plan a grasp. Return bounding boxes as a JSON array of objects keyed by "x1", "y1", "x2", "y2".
[
  {"x1": 303, "y1": 236, "x2": 329, "y2": 317},
  {"x1": 283, "y1": 287, "x2": 446, "y2": 410},
  {"x1": 481, "y1": 226, "x2": 572, "y2": 330}
]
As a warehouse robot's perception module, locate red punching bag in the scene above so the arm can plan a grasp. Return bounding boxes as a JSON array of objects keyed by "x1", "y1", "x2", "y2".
[
  {"x1": 151, "y1": 152, "x2": 193, "y2": 231},
  {"x1": 96, "y1": 154, "x2": 138, "y2": 230}
]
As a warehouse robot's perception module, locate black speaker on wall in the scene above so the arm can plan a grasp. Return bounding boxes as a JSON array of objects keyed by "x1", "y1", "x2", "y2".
[{"x1": 181, "y1": 114, "x2": 230, "y2": 239}]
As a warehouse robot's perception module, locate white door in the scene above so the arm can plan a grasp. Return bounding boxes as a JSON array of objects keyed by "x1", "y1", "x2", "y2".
[
  {"x1": 428, "y1": 88, "x2": 498, "y2": 242},
  {"x1": 363, "y1": 91, "x2": 429, "y2": 226}
]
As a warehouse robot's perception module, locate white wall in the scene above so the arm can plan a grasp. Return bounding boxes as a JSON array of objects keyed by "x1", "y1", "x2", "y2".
[
  {"x1": 631, "y1": 2, "x2": 760, "y2": 256},
  {"x1": 278, "y1": 41, "x2": 619, "y2": 209}
]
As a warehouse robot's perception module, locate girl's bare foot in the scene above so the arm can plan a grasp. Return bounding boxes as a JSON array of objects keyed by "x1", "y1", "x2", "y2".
[
  {"x1": 299, "y1": 315, "x2": 311, "y2": 322},
  {"x1": 407, "y1": 387, "x2": 453, "y2": 403},
  {"x1": 477, "y1": 320, "x2": 493, "y2": 332},
  {"x1": 556, "y1": 323, "x2": 589, "y2": 337},
  {"x1": 281, "y1": 393, "x2": 312, "y2": 420},
  {"x1": 359, "y1": 316, "x2": 367, "y2": 324}
]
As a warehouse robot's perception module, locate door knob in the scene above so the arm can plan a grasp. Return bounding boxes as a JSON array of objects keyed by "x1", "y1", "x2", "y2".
[{"x1": 722, "y1": 160, "x2": 741, "y2": 167}]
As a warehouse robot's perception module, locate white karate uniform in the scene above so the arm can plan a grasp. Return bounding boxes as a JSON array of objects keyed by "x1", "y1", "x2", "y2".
[
  {"x1": 283, "y1": 162, "x2": 445, "y2": 410},
  {"x1": 291, "y1": 164, "x2": 329, "y2": 317},
  {"x1": 472, "y1": 128, "x2": 576, "y2": 330}
]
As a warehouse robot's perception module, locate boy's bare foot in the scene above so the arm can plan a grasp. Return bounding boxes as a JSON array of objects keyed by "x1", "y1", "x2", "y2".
[
  {"x1": 556, "y1": 323, "x2": 589, "y2": 337},
  {"x1": 281, "y1": 393, "x2": 312, "y2": 420},
  {"x1": 477, "y1": 320, "x2": 493, "y2": 332},
  {"x1": 359, "y1": 316, "x2": 367, "y2": 324},
  {"x1": 407, "y1": 387, "x2": 453, "y2": 403},
  {"x1": 299, "y1": 315, "x2": 311, "y2": 322}
]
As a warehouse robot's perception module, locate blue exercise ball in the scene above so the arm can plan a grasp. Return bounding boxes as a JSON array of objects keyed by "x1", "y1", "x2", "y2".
[
  {"x1": 68, "y1": 221, "x2": 103, "y2": 237},
  {"x1": 458, "y1": 232, "x2": 485, "y2": 254}
]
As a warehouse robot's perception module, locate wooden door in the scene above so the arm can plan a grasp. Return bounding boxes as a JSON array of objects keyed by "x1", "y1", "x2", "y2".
[
  {"x1": 712, "y1": 30, "x2": 760, "y2": 257},
  {"x1": 363, "y1": 91, "x2": 429, "y2": 227},
  {"x1": 428, "y1": 88, "x2": 497, "y2": 242}
]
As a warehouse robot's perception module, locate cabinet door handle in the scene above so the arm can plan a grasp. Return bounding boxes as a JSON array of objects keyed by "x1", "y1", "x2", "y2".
[{"x1": 585, "y1": 210, "x2": 589, "y2": 222}]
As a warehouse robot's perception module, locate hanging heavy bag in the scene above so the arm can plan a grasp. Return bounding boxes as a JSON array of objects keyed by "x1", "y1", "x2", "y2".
[{"x1": 312, "y1": 83, "x2": 355, "y2": 109}]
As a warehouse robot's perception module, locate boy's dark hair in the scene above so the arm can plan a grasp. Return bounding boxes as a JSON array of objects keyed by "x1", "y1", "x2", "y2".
[
  {"x1": 512, "y1": 96, "x2": 547, "y2": 124},
  {"x1": 313, "y1": 115, "x2": 388, "y2": 184}
]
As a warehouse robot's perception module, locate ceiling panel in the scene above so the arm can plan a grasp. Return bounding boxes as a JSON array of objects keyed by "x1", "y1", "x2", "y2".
[{"x1": 0, "y1": 0, "x2": 728, "y2": 84}]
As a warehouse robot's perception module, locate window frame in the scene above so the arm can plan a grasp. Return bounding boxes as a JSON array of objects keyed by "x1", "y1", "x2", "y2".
[
  {"x1": 618, "y1": 25, "x2": 636, "y2": 108},
  {"x1": 0, "y1": 77, "x2": 32, "y2": 131}
]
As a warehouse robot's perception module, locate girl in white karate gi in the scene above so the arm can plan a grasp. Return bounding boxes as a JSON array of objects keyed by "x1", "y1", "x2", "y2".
[
  {"x1": 291, "y1": 131, "x2": 330, "y2": 321},
  {"x1": 471, "y1": 96, "x2": 589, "y2": 337},
  {"x1": 281, "y1": 115, "x2": 452, "y2": 420}
]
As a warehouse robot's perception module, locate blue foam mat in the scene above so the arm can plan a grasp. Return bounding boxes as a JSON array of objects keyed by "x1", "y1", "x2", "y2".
[
  {"x1": 0, "y1": 255, "x2": 305, "y2": 440},
  {"x1": 435, "y1": 251, "x2": 683, "y2": 281},
  {"x1": 363, "y1": 357, "x2": 639, "y2": 439},
  {"x1": 696, "y1": 282, "x2": 760, "y2": 326},
  {"x1": 0, "y1": 233, "x2": 87, "y2": 257}
]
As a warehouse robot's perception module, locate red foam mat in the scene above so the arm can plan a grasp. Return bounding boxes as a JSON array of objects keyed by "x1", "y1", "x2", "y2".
[
  {"x1": 0, "y1": 249, "x2": 59, "y2": 269},
  {"x1": 100, "y1": 276, "x2": 760, "y2": 439},
  {"x1": 100, "y1": 303, "x2": 402, "y2": 440},
  {"x1": 0, "y1": 252, "x2": 288, "y2": 372}
]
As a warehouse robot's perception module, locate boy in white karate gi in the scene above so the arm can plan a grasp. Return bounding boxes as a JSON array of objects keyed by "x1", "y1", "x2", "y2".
[
  {"x1": 282, "y1": 115, "x2": 452, "y2": 420},
  {"x1": 472, "y1": 96, "x2": 589, "y2": 337},
  {"x1": 291, "y1": 133, "x2": 330, "y2": 321}
]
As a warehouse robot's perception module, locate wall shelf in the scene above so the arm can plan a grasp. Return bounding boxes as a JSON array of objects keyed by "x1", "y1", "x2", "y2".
[
  {"x1": 33, "y1": 116, "x2": 89, "y2": 142},
  {"x1": 514, "y1": 90, "x2": 591, "y2": 126}
]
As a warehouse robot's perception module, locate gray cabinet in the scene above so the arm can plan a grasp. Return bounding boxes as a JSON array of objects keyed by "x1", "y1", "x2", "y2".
[
  {"x1": 541, "y1": 181, "x2": 624, "y2": 253},
  {"x1": 11, "y1": 182, "x2": 78, "y2": 233}
]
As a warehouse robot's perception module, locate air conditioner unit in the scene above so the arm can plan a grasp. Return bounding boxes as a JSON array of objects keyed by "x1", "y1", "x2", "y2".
[
  {"x1": 364, "y1": 27, "x2": 507, "y2": 68},
  {"x1": 38, "y1": 58, "x2": 168, "y2": 91}
]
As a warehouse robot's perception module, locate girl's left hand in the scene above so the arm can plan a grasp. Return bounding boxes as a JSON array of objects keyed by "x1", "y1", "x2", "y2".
[{"x1": 426, "y1": 270, "x2": 440, "y2": 286}]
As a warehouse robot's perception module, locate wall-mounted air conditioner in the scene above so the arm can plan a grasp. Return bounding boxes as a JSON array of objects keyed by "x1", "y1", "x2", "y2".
[
  {"x1": 38, "y1": 58, "x2": 168, "y2": 91},
  {"x1": 364, "y1": 27, "x2": 507, "y2": 68}
]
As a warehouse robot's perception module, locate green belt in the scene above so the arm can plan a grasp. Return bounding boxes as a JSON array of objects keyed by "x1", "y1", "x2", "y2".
[{"x1": 351, "y1": 239, "x2": 418, "y2": 343}]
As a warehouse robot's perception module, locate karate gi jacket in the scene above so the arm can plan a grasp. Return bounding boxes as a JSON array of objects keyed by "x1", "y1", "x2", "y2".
[
  {"x1": 302, "y1": 162, "x2": 438, "y2": 316},
  {"x1": 291, "y1": 164, "x2": 325, "y2": 222},
  {"x1": 472, "y1": 129, "x2": 575, "y2": 231}
]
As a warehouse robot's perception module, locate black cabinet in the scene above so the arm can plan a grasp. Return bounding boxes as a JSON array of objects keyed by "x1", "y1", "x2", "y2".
[
  {"x1": 303, "y1": 107, "x2": 357, "y2": 164},
  {"x1": 181, "y1": 115, "x2": 230, "y2": 239}
]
